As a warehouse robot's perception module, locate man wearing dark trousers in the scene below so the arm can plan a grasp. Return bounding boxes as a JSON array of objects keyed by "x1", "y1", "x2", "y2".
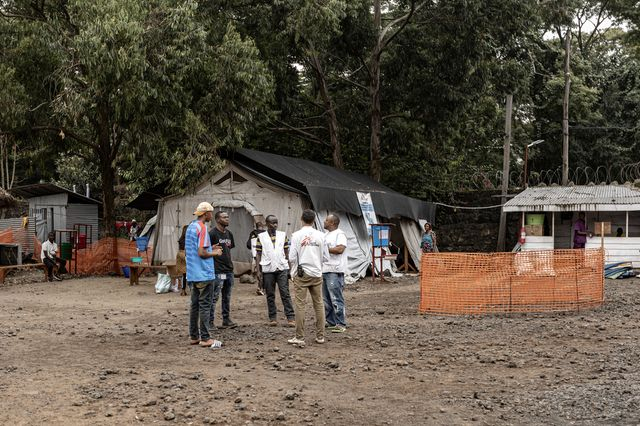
[
  {"x1": 186, "y1": 202, "x2": 223, "y2": 348},
  {"x1": 255, "y1": 215, "x2": 295, "y2": 327},
  {"x1": 41, "y1": 232, "x2": 66, "y2": 281},
  {"x1": 209, "y1": 211, "x2": 237, "y2": 329}
]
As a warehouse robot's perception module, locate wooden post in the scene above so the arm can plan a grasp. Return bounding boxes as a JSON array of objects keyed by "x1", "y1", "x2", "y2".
[
  {"x1": 626, "y1": 211, "x2": 629, "y2": 237},
  {"x1": 371, "y1": 227, "x2": 376, "y2": 281},
  {"x1": 497, "y1": 94, "x2": 513, "y2": 251},
  {"x1": 562, "y1": 29, "x2": 571, "y2": 186},
  {"x1": 403, "y1": 245, "x2": 409, "y2": 271}
]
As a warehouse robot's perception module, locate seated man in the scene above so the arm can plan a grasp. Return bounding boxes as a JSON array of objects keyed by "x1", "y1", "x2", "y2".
[{"x1": 42, "y1": 232, "x2": 67, "y2": 281}]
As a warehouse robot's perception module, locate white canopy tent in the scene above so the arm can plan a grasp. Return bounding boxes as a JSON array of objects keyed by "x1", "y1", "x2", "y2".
[{"x1": 151, "y1": 149, "x2": 435, "y2": 279}]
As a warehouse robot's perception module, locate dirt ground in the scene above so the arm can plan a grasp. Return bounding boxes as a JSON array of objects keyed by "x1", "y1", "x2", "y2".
[{"x1": 1, "y1": 271, "x2": 639, "y2": 425}]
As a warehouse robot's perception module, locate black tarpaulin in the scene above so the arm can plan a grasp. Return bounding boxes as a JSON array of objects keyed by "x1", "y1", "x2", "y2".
[{"x1": 230, "y1": 148, "x2": 435, "y2": 222}]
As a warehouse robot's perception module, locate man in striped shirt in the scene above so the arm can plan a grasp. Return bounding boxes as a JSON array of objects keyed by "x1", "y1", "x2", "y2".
[{"x1": 186, "y1": 202, "x2": 222, "y2": 348}]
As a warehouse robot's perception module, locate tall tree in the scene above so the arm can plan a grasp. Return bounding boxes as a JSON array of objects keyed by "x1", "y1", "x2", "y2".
[
  {"x1": 0, "y1": 65, "x2": 27, "y2": 189},
  {"x1": 1, "y1": 0, "x2": 273, "y2": 234},
  {"x1": 368, "y1": 0, "x2": 424, "y2": 181}
]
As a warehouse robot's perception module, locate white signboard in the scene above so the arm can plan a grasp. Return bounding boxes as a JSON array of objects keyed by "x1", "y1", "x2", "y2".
[{"x1": 357, "y1": 192, "x2": 377, "y2": 236}]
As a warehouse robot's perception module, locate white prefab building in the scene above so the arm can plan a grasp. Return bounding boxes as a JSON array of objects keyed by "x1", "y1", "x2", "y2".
[
  {"x1": 503, "y1": 184, "x2": 640, "y2": 266},
  {"x1": 11, "y1": 183, "x2": 101, "y2": 244}
]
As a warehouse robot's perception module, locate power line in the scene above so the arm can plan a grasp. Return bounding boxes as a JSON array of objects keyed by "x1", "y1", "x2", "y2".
[{"x1": 434, "y1": 202, "x2": 504, "y2": 210}]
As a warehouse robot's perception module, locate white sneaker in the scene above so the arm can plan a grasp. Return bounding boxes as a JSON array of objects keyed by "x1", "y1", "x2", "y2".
[
  {"x1": 287, "y1": 337, "x2": 305, "y2": 347},
  {"x1": 315, "y1": 337, "x2": 325, "y2": 344}
]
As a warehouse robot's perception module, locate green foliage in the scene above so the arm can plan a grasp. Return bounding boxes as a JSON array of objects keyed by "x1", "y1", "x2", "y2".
[
  {"x1": 3, "y1": 0, "x2": 640, "y2": 212},
  {"x1": 1, "y1": 0, "x2": 273, "y2": 227},
  {"x1": 0, "y1": 65, "x2": 28, "y2": 130}
]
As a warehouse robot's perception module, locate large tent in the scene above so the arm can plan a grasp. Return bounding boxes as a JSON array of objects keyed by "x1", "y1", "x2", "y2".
[{"x1": 152, "y1": 149, "x2": 435, "y2": 279}]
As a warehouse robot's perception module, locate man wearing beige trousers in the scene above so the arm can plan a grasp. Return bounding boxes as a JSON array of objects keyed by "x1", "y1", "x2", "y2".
[{"x1": 287, "y1": 209, "x2": 326, "y2": 348}]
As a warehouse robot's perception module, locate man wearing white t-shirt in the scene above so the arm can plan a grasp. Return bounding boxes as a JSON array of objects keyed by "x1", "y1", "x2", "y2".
[
  {"x1": 287, "y1": 209, "x2": 325, "y2": 347},
  {"x1": 41, "y1": 232, "x2": 65, "y2": 281},
  {"x1": 322, "y1": 214, "x2": 348, "y2": 333}
]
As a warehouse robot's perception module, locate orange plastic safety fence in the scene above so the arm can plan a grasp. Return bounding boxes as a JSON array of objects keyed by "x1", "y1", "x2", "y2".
[
  {"x1": 75, "y1": 238, "x2": 153, "y2": 275},
  {"x1": 420, "y1": 249, "x2": 605, "y2": 315},
  {"x1": 30, "y1": 236, "x2": 153, "y2": 276},
  {"x1": 0, "y1": 229, "x2": 14, "y2": 243}
]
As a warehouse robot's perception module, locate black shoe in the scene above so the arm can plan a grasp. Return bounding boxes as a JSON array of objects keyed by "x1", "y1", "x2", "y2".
[{"x1": 221, "y1": 320, "x2": 237, "y2": 329}]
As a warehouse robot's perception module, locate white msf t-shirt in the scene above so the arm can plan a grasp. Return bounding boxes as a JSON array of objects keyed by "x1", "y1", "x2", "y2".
[
  {"x1": 323, "y1": 229, "x2": 348, "y2": 274},
  {"x1": 290, "y1": 226, "x2": 325, "y2": 278},
  {"x1": 41, "y1": 240, "x2": 57, "y2": 261}
]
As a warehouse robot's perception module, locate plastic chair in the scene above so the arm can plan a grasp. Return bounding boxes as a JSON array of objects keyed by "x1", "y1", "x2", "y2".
[{"x1": 135, "y1": 236, "x2": 150, "y2": 263}]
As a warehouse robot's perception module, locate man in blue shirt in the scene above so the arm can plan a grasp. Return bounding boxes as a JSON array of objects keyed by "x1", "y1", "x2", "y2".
[{"x1": 186, "y1": 202, "x2": 222, "y2": 348}]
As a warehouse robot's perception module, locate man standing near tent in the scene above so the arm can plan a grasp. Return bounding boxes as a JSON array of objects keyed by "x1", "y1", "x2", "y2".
[
  {"x1": 322, "y1": 214, "x2": 348, "y2": 333},
  {"x1": 186, "y1": 202, "x2": 223, "y2": 348},
  {"x1": 256, "y1": 215, "x2": 295, "y2": 327},
  {"x1": 209, "y1": 211, "x2": 237, "y2": 329},
  {"x1": 288, "y1": 209, "x2": 326, "y2": 347}
]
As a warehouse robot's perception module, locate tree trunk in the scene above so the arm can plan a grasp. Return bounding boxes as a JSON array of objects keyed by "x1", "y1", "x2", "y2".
[
  {"x1": 562, "y1": 28, "x2": 571, "y2": 186},
  {"x1": 369, "y1": 0, "x2": 383, "y2": 182},
  {"x1": 310, "y1": 53, "x2": 343, "y2": 169},
  {"x1": 369, "y1": 52, "x2": 382, "y2": 181},
  {"x1": 100, "y1": 157, "x2": 116, "y2": 237},
  {"x1": 10, "y1": 143, "x2": 16, "y2": 189},
  {"x1": 0, "y1": 135, "x2": 5, "y2": 189},
  {"x1": 98, "y1": 103, "x2": 116, "y2": 237}
]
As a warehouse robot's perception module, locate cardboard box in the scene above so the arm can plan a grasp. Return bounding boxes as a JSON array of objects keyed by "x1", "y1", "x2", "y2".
[
  {"x1": 525, "y1": 224, "x2": 544, "y2": 236},
  {"x1": 594, "y1": 221, "x2": 611, "y2": 236}
]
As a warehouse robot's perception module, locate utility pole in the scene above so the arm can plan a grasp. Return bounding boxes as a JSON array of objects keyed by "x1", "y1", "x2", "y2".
[
  {"x1": 562, "y1": 28, "x2": 571, "y2": 186},
  {"x1": 497, "y1": 94, "x2": 513, "y2": 251}
]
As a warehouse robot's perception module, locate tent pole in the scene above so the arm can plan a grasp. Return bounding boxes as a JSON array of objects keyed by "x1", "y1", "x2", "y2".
[{"x1": 151, "y1": 199, "x2": 164, "y2": 265}]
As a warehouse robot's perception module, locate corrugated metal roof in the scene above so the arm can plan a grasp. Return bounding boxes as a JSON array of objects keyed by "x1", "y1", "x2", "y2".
[
  {"x1": 503, "y1": 185, "x2": 640, "y2": 212},
  {"x1": 10, "y1": 183, "x2": 101, "y2": 205}
]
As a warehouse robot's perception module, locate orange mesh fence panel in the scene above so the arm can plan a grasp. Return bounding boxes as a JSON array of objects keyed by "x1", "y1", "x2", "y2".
[
  {"x1": 75, "y1": 238, "x2": 154, "y2": 275},
  {"x1": 420, "y1": 249, "x2": 604, "y2": 315},
  {"x1": 0, "y1": 229, "x2": 14, "y2": 244},
  {"x1": 29, "y1": 236, "x2": 155, "y2": 276},
  {"x1": 34, "y1": 237, "x2": 41, "y2": 260}
]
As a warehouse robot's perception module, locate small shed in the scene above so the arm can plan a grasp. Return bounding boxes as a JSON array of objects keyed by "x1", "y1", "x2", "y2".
[
  {"x1": 11, "y1": 183, "x2": 101, "y2": 244},
  {"x1": 503, "y1": 184, "x2": 640, "y2": 265}
]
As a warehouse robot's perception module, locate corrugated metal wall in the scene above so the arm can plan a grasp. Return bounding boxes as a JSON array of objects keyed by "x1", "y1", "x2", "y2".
[
  {"x1": 66, "y1": 204, "x2": 99, "y2": 244},
  {"x1": 28, "y1": 193, "x2": 68, "y2": 237},
  {"x1": 0, "y1": 217, "x2": 37, "y2": 254}
]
